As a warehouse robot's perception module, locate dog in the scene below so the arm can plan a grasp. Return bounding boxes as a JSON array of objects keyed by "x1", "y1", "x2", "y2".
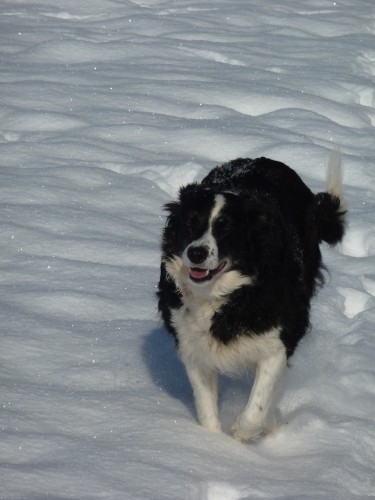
[{"x1": 157, "y1": 154, "x2": 346, "y2": 442}]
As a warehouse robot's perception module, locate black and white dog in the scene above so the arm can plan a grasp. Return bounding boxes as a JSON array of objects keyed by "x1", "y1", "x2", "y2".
[{"x1": 157, "y1": 155, "x2": 346, "y2": 442}]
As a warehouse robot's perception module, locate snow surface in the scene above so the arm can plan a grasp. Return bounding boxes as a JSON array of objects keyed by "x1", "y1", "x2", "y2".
[{"x1": 1, "y1": 0, "x2": 375, "y2": 498}]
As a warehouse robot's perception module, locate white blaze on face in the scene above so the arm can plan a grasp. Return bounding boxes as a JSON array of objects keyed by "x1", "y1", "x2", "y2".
[
  {"x1": 182, "y1": 194, "x2": 226, "y2": 271},
  {"x1": 209, "y1": 194, "x2": 226, "y2": 223}
]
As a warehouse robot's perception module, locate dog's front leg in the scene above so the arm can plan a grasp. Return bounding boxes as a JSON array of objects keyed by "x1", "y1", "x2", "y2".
[
  {"x1": 183, "y1": 359, "x2": 221, "y2": 433},
  {"x1": 232, "y1": 347, "x2": 286, "y2": 442}
]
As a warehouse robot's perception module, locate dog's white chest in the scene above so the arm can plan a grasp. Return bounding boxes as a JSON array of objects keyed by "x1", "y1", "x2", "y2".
[
  {"x1": 170, "y1": 297, "x2": 284, "y2": 376},
  {"x1": 171, "y1": 298, "x2": 223, "y2": 360},
  {"x1": 172, "y1": 298, "x2": 220, "y2": 343}
]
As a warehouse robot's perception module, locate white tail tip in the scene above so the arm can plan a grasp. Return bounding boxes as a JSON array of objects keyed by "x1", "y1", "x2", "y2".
[
  {"x1": 326, "y1": 151, "x2": 346, "y2": 210},
  {"x1": 327, "y1": 151, "x2": 342, "y2": 196}
]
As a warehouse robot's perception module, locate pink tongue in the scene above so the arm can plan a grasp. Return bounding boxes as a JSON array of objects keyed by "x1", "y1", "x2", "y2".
[{"x1": 190, "y1": 268, "x2": 209, "y2": 280}]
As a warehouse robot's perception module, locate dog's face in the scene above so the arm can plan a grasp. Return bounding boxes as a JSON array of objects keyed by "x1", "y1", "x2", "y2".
[
  {"x1": 162, "y1": 184, "x2": 268, "y2": 295},
  {"x1": 180, "y1": 191, "x2": 233, "y2": 284}
]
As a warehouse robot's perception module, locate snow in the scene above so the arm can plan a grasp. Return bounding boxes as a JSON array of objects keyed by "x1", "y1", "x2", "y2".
[{"x1": 1, "y1": 0, "x2": 374, "y2": 498}]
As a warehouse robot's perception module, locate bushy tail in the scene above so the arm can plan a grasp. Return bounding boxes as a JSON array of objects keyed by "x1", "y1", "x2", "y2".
[{"x1": 315, "y1": 152, "x2": 346, "y2": 246}]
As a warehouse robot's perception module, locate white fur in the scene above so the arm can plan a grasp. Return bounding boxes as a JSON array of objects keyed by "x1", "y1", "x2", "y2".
[
  {"x1": 327, "y1": 151, "x2": 346, "y2": 211},
  {"x1": 231, "y1": 343, "x2": 286, "y2": 441}
]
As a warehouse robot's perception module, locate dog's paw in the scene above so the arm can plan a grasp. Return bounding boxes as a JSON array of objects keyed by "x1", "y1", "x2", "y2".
[
  {"x1": 200, "y1": 417, "x2": 222, "y2": 433},
  {"x1": 231, "y1": 414, "x2": 265, "y2": 443}
]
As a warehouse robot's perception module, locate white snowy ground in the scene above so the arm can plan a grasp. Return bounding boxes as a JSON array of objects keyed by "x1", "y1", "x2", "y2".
[{"x1": 1, "y1": 0, "x2": 374, "y2": 498}]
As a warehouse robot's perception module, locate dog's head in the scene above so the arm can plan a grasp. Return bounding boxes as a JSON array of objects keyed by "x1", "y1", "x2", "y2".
[{"x1": 161, "y1": 183, "x2": 285, "y2": 298}]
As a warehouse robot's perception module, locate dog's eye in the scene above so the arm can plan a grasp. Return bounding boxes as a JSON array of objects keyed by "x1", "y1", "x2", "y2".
[
  {"x1": 186, "y1": 213, "x2": 200, "y2": 230},
  {"x1": 215, "y1": 215, "x2": 232, "y2": 233}
]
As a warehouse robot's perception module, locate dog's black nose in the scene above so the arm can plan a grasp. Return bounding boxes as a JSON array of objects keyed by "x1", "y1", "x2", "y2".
[{"x1": 187, "y1": 245, "x2": 209, "y2": 265}]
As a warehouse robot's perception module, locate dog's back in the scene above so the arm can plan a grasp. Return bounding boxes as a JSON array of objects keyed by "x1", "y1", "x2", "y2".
[
  {"x1": 203, "y1": 156, "x2": 345, "y2": 292},
  {"x1": 203, "y1": 156, "x2": 345, "y2": 243}
]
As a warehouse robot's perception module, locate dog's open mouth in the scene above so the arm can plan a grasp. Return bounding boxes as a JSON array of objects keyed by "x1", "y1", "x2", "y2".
[{"x1": 189, "y1": 261, "x2": 227, "y2": 283}]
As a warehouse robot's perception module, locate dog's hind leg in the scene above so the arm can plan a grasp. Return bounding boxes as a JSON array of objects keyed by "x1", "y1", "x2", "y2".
[
  {"x1": 231, "y1": 345, "x2": 287, "y2": 442},
  {"x1": 184, "y1": 360, "x2": 221, "y2": 433}
]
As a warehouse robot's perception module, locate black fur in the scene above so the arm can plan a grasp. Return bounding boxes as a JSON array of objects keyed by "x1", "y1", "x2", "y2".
[{"x1": 158, "y1": 157, "x2": 346, "y2": 357}]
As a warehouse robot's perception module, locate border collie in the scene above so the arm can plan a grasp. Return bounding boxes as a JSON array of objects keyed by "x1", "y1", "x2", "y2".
[{"x1": 157, "y1": 155, "x2": 346, "y2": 442}]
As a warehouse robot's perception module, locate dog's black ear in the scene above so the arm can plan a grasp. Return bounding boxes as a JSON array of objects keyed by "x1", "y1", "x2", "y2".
[
  {"x1": 161, "y1": 197, "x2": 181, "y2": 258},
  {"x1": 178, "y1": 182, "x2": 201, "y2": 202},
  {"x1": 163, "y1": 183, "x2": 200, "y2": 215},
  {"x1": 163, "y1": 200, "x2": 180, "y2": 215}
]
